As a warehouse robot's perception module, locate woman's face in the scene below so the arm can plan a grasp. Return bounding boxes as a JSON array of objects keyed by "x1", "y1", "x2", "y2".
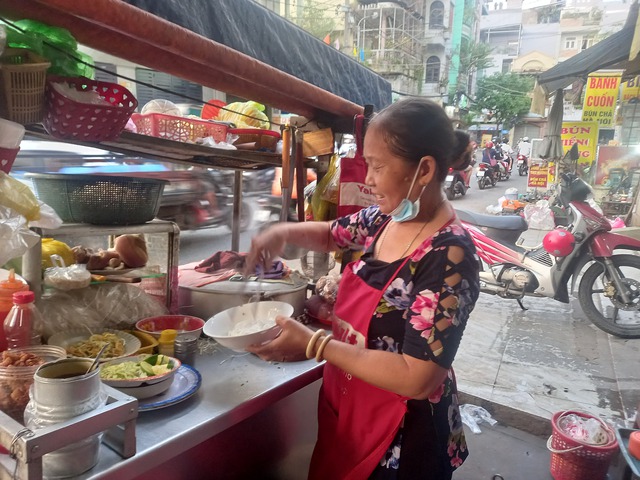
[{"x1": 363, "y1": 126, "x2": 417, "y2": 214}]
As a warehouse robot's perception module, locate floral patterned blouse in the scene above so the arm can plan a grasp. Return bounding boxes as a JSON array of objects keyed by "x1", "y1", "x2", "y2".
[{"x1": 330, "y1": 205, "x2": 480, "y2": 480}]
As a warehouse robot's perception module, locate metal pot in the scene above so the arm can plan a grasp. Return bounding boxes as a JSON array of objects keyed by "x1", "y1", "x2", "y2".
[{"x1": 178, "y1": 272, "x2": 309, "y2": 320}]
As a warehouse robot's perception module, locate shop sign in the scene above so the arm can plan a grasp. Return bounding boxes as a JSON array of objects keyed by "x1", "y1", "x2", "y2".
[
  {"x1": 594, "y1": 145, "x2": 640, "y2": 185},
  {"x1": 620, "y1": 76, "x2": 640, "y2": 104},
  {"x1": 561, "y1": 122, "x2": 599, "y2": 167},
  {"x1": 528, "y1": 164, "x2": 549, "y2": 189},
  {"x1": 581, "y1": 73, "x2": 621, "y2": 127}
]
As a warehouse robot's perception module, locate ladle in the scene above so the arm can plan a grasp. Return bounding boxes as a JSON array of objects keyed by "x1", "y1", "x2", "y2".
[{"x1": 86, "y1": 343, "x2": 109, "y2": 374}]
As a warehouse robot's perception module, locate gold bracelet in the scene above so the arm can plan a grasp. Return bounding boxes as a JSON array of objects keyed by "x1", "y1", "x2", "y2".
[
  {"x1": 315, "y1": 334, "x2": 334, "y2": 362},
  {"x1": 306, "y1": 329, "x2": 325, "y2": 359}
]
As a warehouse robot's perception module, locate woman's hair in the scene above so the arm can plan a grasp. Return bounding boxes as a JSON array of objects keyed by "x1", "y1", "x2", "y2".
[
  {"x1": 368, "y1": 98, "x2": 466, "y2": 182},
  {"x1": 450, "y1": 130, "x2": 473, "y2": 171}
]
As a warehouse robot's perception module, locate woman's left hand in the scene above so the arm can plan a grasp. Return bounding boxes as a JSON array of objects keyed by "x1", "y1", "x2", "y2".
[{"x1": 245, "y1": 315, "x2": 314, "y2": 362}]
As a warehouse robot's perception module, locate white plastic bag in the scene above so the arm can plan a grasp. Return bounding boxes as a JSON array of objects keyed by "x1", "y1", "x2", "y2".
[
  {"x1": 460, "y1": 404, "x2": 497, "y2": 434},
  {"x1": 524, "y1": 200, "x2": 555, "y2": 230}
]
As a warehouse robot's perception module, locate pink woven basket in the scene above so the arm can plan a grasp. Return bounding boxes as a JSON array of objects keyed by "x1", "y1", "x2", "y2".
[{"x1": 43, "y1": 76, "x2": 137, "y2": 141}]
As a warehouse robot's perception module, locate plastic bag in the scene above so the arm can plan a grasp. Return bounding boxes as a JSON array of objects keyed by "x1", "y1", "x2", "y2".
[
  {"x1": 558, "y1": 413, "x2": 610, "y2": 445},
  {"x1": 216, "y1": 101, "x2": 270, "y2": 129},
  {"x1": 38, "y1": 283, "x2": 167, "y2": 340},
  {"x1": 0, "y1": 205, "x2": 40, "y2": 266},
  {"x1": 44, "y1": 257, "x2": 91, "y2": 291},
  {"x1": 29, "y1": 201, "x2": 63, "y2": 229},
  {"x1": 460, "y1": 404, "x2": 497, "y2": 434},
  {"x1": 524, "y1": 200, "x2": 555, "y2": 230},
  {"x1": 0, "y1": 171, "x2": 40, "y2": 221},
  {"x1": 311, "y1": 153, "x2": 340, "y2": 221}
]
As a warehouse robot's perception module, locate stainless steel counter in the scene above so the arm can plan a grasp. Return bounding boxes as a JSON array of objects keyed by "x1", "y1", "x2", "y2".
[{"x1": 75, "y1": 347, "x2": 324, "y2": 479}]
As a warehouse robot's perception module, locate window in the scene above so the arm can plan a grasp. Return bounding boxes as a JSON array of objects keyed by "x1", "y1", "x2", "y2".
[
  {"x1": 581, "y1": 37, "x2": 594, "y2": 50},
  {"x1": 94, "y1": 62, "x2": 118, "y2": 84},
  {"x1": 502, "y1": 59, "x2": 512, "y2": 73},
  {"x1": 429, "y1": 1, "x2": 444, "y2": 28},
  {"x1": 135, "y1": 69, "x2": 203, "y2": 110},
  {"x1": 564, "y1": 37, "x2": 576, "y2": 49},
  {"x1": 425, "y1": 56, "x2": 440, "y2": 83}
]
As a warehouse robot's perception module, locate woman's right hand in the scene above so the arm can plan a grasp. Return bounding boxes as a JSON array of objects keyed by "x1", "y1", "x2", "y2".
[{"x1": 245, "y1": 223, "x2": 289, "y2": 275}]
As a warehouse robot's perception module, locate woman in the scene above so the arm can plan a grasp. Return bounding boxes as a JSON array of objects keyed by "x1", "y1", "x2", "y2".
[{"x1": 246, "y1": 98, "x2": 480, "y2": 480}]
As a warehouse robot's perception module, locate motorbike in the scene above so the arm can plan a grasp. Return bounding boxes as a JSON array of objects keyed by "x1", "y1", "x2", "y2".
[
  {"x1": 458, "y1": 173, "x2": 640, "y2": 338},
  {"x1": 152, "y1": 170, "x2": 255, "y2": 231},
  {"x1": 516, "y1": 154, "x2": 529, "y2": 176},
  {"x1": 476, "y1": 162, "x2": 498, "y2": 190},
  {"x1": 496, "y1": 158, "x2": 511, "y2": 181},
  {"x1": 444, "y1": 166, "x2": 473, "y2": 200}
]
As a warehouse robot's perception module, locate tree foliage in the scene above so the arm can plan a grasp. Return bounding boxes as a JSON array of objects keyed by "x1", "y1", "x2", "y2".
[
  {"x1": 292, "y1": 4, "x2": 336, "y2": 41},
  {"x1": 459, "y1": 40, "x2": 493, "y2": 77},
  {"x1": 475, "y1": 73, "x2": 535, "y2": 131}
]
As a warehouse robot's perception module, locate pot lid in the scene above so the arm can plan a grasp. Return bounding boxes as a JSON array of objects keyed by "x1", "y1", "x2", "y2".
[{"x1": 182, "y1": 271, "x2": 308, "y2": 293}]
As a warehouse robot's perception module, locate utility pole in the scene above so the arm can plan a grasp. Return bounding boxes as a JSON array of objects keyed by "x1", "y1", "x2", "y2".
[{"x1": 343, "y1": 0, "x2": 351, "y2": 54}]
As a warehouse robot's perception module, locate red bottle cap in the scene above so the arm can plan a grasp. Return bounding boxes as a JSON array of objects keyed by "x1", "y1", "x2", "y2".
[{"x1": 12, "y1": 290, "x2": 35, "y2": 304}]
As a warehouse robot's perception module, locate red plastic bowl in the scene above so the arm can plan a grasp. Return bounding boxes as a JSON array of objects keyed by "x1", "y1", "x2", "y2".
[{"x1": 136, "y1": 315, "x2": 204, "y2": 340}]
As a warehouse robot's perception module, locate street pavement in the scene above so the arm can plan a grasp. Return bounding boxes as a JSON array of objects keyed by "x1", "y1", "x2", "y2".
[{"x1": 450, "y1": 227, "x2": 639, "y2": 479}]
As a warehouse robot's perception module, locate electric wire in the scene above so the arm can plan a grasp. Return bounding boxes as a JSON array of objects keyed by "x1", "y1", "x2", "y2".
[{"x1": 0, "y1": 17, "x2": 288, "y2": 128}]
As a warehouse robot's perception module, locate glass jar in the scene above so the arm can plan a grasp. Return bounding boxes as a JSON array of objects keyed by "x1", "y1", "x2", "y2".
[{"x1": 0, "y1": 345, "x2": 66, "y2": 422}]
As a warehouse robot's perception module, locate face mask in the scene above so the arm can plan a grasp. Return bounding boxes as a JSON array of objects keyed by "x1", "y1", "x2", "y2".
[{"x1": 389, "y1": 161, "x2": 426, "y2": 223}]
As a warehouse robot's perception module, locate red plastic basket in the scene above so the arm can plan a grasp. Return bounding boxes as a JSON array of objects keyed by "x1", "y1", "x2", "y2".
[
  {"x1": 0, "y1": 147, "x2": 19, "y2": 174},
  {"x1": 43, "y1": 76, "x2": 137, "y2": 141},
  {"x1": 548, "y1": 410, "x2": 618, "y2": 480},
  {"x1": 131, "y1": 113, "x2": 228, "y2": 143}
]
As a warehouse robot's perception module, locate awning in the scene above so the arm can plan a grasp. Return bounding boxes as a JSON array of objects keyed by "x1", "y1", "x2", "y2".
[{"x1": 538, "y1": 2, "x2": 639, "y2": 93}]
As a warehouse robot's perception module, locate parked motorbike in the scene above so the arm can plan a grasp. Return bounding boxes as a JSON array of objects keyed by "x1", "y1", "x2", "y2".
[
  {"x1": 444, "y1": 166, "x2": 473, "y2": 200},
  {"x1": 458, "y1": 173, "x2": 640, "y2": 338},
  {"x1": 476, "y1": 162, "x2": 497, "y2": 190},
  {"x1": 516, "y1": 154, "x2": 529, "y2": 176}
]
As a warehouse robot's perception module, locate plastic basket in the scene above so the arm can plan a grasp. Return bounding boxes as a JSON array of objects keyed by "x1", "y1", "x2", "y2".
[
  {"x1": 27, "y1": 173, "x2": 167, "y2": 225},
  {"x1": 229, "y1": 128, "x2": 280, "y2": 151},
  {"x1": 131, "y1": 113, "x2": 228, "y2": 143},
  {"x1": 0, "y1": 48, "x2": 51, "y2": 125},
  {"x1": 548, "y1": 410, "x2": 618, "y2": 480},
  {"x1": 43, "y1": 76, "x2": 137, "y2": 141}
]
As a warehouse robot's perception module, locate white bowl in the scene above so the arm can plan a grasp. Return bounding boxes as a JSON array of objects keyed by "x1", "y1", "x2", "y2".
[
  {"x1": 99, "y1": 354, "x2": 181, "y2": 389},
  {"x1": 203, "y1": 301, "x2": 293, "y2": 352},
  {"x1": 114, "y1": 375, "x2": 175, "y2": 399}
]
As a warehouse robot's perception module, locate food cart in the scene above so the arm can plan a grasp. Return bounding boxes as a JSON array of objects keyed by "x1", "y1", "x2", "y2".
[{"x1": 0, "y1": 0, "x2": 393, "y2": 478}]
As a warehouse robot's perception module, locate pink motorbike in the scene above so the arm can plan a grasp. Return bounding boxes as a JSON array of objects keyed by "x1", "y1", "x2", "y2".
[{"x1": 457, "y1": 173, "x2": 640, "y2": 338}]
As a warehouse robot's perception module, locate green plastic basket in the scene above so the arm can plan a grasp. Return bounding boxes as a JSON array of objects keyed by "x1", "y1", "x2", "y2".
[{"x1": 27, "y1": 173, "x2": 167, "y2": 225}]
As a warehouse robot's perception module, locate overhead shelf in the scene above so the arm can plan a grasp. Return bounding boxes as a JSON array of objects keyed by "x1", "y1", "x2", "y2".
[{"x1": 26, "y1": 125, "x2": 284, "y2": 171}]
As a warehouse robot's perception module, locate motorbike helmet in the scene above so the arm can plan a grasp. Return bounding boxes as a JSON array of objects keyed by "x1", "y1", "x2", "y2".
[
  {"x1": 485, "y1": 141, "x2": 494, "y2": 148},
  {"x1": 522, "y1": 137, "x2": 530, "y2": 142},
  {"x1": 543, "y1": 228, "x2": 576, "y2": 257}
]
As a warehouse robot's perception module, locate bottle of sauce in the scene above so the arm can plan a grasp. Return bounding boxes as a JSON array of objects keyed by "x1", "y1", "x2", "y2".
[
  {"x1": 157, "y1": 329, "x2": 177, "y2": 357},
  {"x1": 3, "y1": 290, "x2": 41, "y2": 349},
  {"x1": 0, "y1": 269, "x2": 28, "y2": 351}
]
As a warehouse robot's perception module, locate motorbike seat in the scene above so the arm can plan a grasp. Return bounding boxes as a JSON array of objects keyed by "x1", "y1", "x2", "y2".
[{"x1": 456, "y1": 209, "x2": 528, "y2": 245}]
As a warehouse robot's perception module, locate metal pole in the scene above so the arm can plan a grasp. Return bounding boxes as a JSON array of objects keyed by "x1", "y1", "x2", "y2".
[{"x1": 231, "y1": 170, "x2": 242, "y2": 252}]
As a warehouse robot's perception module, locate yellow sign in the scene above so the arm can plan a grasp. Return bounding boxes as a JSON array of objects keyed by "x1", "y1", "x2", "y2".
[
  {"x1": 561, "y1": 122, "x2": 599, "y2": 167},
  {"x1": 621, "y1": 75, "x2": 640, "y2": 104},
  {"x1": 581, "y1": 74, "x2": 621, "y2": 127}
]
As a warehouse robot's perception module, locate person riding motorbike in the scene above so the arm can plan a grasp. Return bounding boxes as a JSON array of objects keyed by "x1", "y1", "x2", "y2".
[
  {"x1": 500, "y1": 140, "x2": 514, "y2": 172},
  {"x1": 481, "y1": 141, "x2": 500, "y2": 184},
  {"x1": 517, "y1": 137, "x2": 532, "y2": 158}
]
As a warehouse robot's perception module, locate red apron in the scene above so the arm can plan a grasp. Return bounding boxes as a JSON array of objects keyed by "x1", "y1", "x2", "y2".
[{"x1": 309, "y1": 235, "x2": 412, "y2": 480}]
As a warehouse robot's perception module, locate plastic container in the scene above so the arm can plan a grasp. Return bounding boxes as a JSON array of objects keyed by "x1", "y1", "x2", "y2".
[
  {"x1": 0, "y1": 118, "x2": 25, "y2": 148},
  {"x1": 42, "y1": 75, "x2": 137, "y2": 141},
  {"x1": 131, "y1": 112, "x2": 228, "y2": 143},
  {"x1": 0, "y1": 345, "x2": 67, "y2": 422},
  {"x1": 3, "y1": 290, "x2": 40, "y2": 350},
  {"x1": 548, "y1": 410, "x2": 618, "y2": 480},
  {"x1": 26, "y1": 173, "x2": 167, "y2": 225},
  {"x1": 0, "y1": 48, "x2": 50, "y2": 125}
]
